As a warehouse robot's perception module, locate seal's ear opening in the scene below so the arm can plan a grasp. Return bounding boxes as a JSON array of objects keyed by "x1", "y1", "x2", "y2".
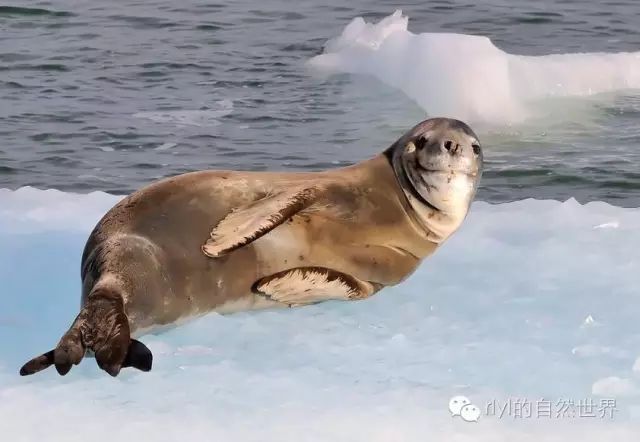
[{"x1": 122, "y1": 339, "x2": 153, "y2": 372}]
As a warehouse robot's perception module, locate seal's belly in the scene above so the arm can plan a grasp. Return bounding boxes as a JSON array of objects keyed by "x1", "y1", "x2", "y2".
[
  {"x1": 252, "y1": 222, "x2": 313, "y2": 274},
  {"x1": 212, "y1": 293, "x2": 287, "y2": 314},
  {"x1": 249, "y1": 216, "x2": 374, "y2": 283}
]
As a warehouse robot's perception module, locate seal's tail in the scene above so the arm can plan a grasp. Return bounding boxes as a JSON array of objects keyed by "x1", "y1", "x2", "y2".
[{"x1": 19, "y1": 287, "x2": 152, "y2": 377}]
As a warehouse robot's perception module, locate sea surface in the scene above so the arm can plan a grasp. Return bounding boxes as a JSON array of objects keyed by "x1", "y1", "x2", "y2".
[{"x1": 1, "y1": 0, "x2": 639, "y2": 204}]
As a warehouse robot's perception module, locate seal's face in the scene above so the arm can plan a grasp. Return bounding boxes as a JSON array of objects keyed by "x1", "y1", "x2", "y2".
[{"x1": 390, "y1": 118, "x2": 483, "y2": 241}]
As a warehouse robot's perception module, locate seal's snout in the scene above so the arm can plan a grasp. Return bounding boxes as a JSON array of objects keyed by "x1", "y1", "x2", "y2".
[
  {"x1": 409, "y1": 120, "x2": 482, "y2": 165},
  {"x1": 441, "y1": 138, "x2": 481, "y2": 157},
  {"x1": 442, "y1": 139, "x2": 457, "y2": 154},
  {"x1": 412, "y1": 135, "x2": 464, "y2": 156},
  {"x1": 411, "y1": 118, "x2": 483, "y2": 174}
]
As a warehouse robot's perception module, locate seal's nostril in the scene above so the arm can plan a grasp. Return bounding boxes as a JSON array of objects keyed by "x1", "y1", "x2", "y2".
[{"x1": 443, "y1": 140, "x2": 453, "y2": 151}]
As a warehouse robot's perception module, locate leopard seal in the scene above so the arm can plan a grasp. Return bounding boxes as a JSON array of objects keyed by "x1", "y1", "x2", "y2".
[{"x1": 20, "y1": 117, "x2": 483, "y2": 377}]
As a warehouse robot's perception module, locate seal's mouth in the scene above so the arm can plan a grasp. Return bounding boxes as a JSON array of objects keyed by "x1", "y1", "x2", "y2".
[
  {"x1": 420, "y1": 168, "x2": 478, "y2": 178},
  {"x1": 403, "y1": 166, "x2": 443, "y2": 212},
  {"x1": 404, "y1": 159, "x2": 480, "y2": 215},
  {"x1": 414, "y1": 161, "x2": 478, "y2": 179}
]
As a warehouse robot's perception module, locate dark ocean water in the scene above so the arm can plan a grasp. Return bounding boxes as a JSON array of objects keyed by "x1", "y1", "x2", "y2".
[{"x1": 1, "y1": 0, "x2": 639, "y2": 205}]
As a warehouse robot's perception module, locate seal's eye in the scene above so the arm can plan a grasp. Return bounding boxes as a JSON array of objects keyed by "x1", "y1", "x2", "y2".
[
  {"x1": 472, "y1": 144, "x2": 481, "y2": 155},
  {"x1": 415, "y1": 136, "x2": 428, "y2": 150}
]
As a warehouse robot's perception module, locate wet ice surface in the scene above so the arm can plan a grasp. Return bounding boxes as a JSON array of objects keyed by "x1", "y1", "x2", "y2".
[
  {"x1": 309, "y1": 11, "x2": 640, "y2": 124},
  {"x1": 1, "y1": 188, "x2": 639, "y2": 440}
]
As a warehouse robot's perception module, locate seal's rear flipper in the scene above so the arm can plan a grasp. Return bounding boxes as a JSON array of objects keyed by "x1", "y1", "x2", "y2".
[
  {"x1": 19, "y1": 323, "x2": 85, "y2": 376},
  {"x1": 19, "y1": 287, "x2": 153, "y2": 377},
  {"x1": 19, "y1": 339, "x2": 153, "y2": 376},
  {"x1": 19, "y1": 350, "x2": 55, "y2": 376},
  {"x1": 122, "y1": 339, "x2": 153, "y2": 372}
]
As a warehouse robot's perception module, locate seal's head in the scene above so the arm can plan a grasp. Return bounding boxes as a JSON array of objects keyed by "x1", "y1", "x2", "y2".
[{"x1": 387, "y1": 118, "x2": 483, "y2": 242}]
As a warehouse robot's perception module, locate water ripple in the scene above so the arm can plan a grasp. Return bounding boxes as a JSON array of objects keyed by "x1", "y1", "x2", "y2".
[
  {"x1": 0, "y1": 0, "x2": 638, "y2": 207},
  {"x1": 0, "y1": 6, "x2": 75, "y2": 17}
]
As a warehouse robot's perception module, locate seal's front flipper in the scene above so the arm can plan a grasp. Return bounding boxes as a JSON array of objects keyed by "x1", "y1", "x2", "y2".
[
  {"x1": 253, "y1": 266, "x2": 380, "y2": 306},
  {"x1": 202, "y1": 186, "x2": 319, "y2": 258},
  {"x1": 19, "y1": 288, "x2": 153, "y2": 377}
]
